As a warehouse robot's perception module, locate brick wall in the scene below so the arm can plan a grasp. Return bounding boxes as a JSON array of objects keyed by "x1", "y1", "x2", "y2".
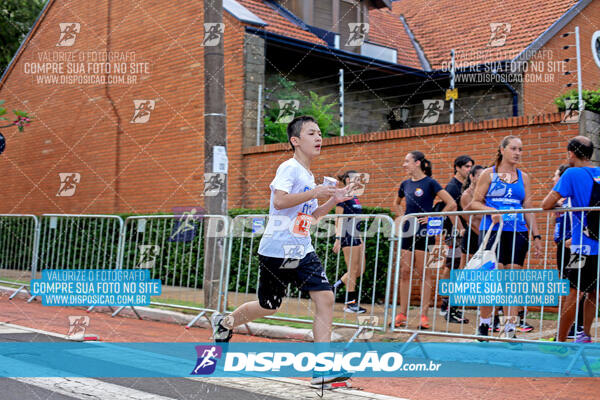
[
  {"x1": 242, "y1": 112, "x2": 578, "y2": 211},
  {"x1": 0, "y1": 0, "x2": 247, "y2": 214},
  {"x1": 522, "y1": 0, "x2": 600, "y2": 116}
]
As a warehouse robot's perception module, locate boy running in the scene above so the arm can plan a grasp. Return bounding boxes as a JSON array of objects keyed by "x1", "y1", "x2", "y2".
[{"x1": 211, "y1": 116, "x2": 353, "y2": 384}]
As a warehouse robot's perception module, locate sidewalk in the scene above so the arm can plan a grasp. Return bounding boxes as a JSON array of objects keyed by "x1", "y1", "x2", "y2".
[{"x1": 1, "y1": 288, "x2": 599, "y2": 399}]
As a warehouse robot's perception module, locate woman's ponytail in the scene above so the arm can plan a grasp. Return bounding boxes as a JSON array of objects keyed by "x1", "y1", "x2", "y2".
[{"x1": 409, "y1": 151, "x2": 432, "y2": 176}]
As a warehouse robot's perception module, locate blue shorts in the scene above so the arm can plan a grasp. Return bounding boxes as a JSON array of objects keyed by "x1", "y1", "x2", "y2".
[{"x1": 257, "y1": 252, "x2": 332, "y2": 309}]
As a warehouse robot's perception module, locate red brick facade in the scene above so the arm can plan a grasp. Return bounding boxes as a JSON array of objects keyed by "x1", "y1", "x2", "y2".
[
  {"x1": 0, "y1": 0, "x2": 247, "y2": 214},
  {"x1": 522, "y1": 0, "x2": 600, "y2": 116},
  {"x1": 242, "y1": 113, "x2": 578, "y2": 211},
  {"x1": 0, "y1": 0, "x2": 586, "y2": 216}
]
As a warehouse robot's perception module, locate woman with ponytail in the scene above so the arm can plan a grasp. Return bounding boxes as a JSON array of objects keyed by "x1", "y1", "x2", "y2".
[
  {"x1": 467, "y1": 136, "x2": 542, "y2": 339},
  {"x1": 394, "y1": 151, "x2": 456, "y2": 329}
]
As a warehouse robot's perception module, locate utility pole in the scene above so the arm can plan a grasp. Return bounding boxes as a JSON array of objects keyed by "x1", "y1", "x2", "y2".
[
  {"x1": 575, "y1": 26, "x2": 583, "y2": 113},
  {"x1": 339, "y1": 69, "x2": 344, "y2": 136},
  {"x1": 449, "y1": 49, "x2": 455, "y2": 125},
  {"x1": 203, "y1": 0, "x2": 227, "y2": 311}
]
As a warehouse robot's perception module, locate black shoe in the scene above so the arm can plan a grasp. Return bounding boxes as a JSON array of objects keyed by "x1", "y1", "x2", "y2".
[
  {"x1": 440, "y1": 299, "x2": 449, "y2": 315},
  {"x1": 211, "y1": 313, "x2": 232, "y2": 343},
  {"x1": 493, "y1": 315, "x2": 501, "y2": 332},
  {"x1": 446, "y1": 309, "x2": 469, "y2": 324},
  {"x1": 568, "y1": 324, "x2": 584, "y2": 339},
  {"x1": 477, "y1": 323, "x2": 490, "y2": 341}
]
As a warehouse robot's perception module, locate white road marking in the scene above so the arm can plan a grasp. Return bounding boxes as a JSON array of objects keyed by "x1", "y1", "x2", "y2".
[
  {"x1": 1, "y1": 321, "x2": 409, "y2": 400},
  {"x1": 190, "y1": 376, "x2": 409, "y2": 400},
  {"x1": 12, "y1": 377, "x2": 177, "y2": 400}
]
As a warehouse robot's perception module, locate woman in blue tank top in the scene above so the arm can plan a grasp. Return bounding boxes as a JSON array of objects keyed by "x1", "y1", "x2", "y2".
[{"x1": 467, "y1": 135, "x2": 542, "y2": 339}]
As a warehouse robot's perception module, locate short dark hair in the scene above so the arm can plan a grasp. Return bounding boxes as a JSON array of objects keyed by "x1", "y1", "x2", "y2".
[
  {"x1": 567, "y1": 136, "x2": 594, "y2": 160},
  {"x1": 454, "y1": 155, "x2": 474, "y2": 174},
  {"x1": 287, "y1": 115, "x2": 317, "y2": 151},
  {"x1": 557, "y1": 164, "x2": 570, "y2": 177}
]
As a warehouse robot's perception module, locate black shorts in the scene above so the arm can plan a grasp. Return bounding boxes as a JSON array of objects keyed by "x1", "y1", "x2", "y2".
[
  {"x1": 401, "y1": 234, "x2": 435, "y2": 252},
  {"x1": 480, "y1": 230, "x2": 529, "y2": 266},
  {"x1": 341, "y1": 234, "x2": 362, "y2": 248},
  {"x1": 461, "y1": 231, "x2": 480, "y2": 255},
  {"x1": 566, "y1": 254, "x2": 599, "y2": 294},
  {"x1": 257, "y1": 252, "x2": 332, "y2": 309}
]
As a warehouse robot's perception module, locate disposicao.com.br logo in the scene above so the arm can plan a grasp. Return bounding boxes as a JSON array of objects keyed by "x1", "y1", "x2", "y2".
[{"x1": 189, "y1": 345, "x2": 441, "y2": 376}]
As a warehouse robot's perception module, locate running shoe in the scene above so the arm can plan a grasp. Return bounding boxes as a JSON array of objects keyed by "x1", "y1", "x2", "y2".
[
  {"x1": 477, "y1": 323, "x2": 490, "y2": 341},
  {"x1": 567, "y1": 324, "x2": 584, "y2": 339},
  {"x1": 344, "y1": 300, "x2": 367, "y2": 314},
  {"x1": 516, "y1": 321, "x2": 534, "y2": 332},
  {"x1": 575, "y1": 331, "x2": 592, "y2": 343},
  {"x1": 310, "y1": 370, "x2": 352, "y2": 386},
  {"x1": 445, "y1": 308, "x2": 469, "y2": 324},
  {"x1": 452, "y1": 307, "x2": 467, "y2": 320},
  {"x1": 394, "y1": 313, "x2": 407, "y2": 328},
  {"x1": 211, "y1": 313, "x2": 233, "y2": 343},
  {"x1": 419, "y1": 315, "x2": 431, "y2": 330}
]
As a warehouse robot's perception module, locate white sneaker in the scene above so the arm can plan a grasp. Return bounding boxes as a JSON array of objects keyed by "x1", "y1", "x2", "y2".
[{"x1": 211, "y1": 313, "x2": 232, "y2": 343}]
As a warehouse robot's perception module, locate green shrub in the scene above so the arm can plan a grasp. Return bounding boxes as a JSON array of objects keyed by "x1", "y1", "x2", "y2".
[
  {"x1": 554, "y1": 88, "x2": 600, "y2": 113},
  {"x1": 263, "y1": 76, "x2": 340, "y2": 144}
]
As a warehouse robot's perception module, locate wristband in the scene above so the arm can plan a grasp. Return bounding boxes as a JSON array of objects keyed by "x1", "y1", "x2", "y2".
[{"x1": 533, "y1": 235, "x2": 542, "y2": 240}]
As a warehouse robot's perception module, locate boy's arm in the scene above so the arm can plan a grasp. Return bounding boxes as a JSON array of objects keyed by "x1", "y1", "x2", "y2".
[
  {"x1": 272, "y1": 185, "x2": 335, "y2": 210},
  {"x1": 312, "y1": 186, "x2": 353, "y2": 219}
]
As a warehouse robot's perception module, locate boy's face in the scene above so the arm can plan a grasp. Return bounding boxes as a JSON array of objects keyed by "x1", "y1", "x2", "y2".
[{"x1": 292, "y1": 121, "x2": 322, "y2": 157}]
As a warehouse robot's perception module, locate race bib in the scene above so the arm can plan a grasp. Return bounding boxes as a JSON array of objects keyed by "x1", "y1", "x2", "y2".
[{"x1": 293, "y1": 212, "x2": 313, "y2": 236}]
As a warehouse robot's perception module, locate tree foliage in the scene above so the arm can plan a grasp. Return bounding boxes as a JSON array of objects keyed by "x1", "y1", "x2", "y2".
[{"x1": 0, "y1": 0, "x2": 46, "y2": 75}]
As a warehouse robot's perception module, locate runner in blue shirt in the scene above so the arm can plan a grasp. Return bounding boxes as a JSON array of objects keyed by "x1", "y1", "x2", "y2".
[{"x1": 542, "y1": 136, "x2": 600, "y2": 343}]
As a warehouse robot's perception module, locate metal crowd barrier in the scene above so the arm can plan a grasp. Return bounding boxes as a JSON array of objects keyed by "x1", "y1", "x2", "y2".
[
  {"x1": 391, "y1": 207, "x2": 600, "y2": 346},
  {"x1": 224, "y1": 214, "x2": 395, "y2": 337},
  {"x1": 119, "y1": 214, "x2": 230, "y2": 326},
  {"x1": 0, "y1": 214, "x2": 40, "y2": 299},
  {"x1": 32, "y1": 214, "x2": 124, "y2": 306}
]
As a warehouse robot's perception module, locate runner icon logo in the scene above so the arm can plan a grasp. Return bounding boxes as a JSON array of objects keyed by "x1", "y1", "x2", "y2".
[
  {"x1": 202, "y1": 23, "x2": 224, "y2": 47},
  {"x1": 130, "y1": 100, "x2": 155, "y2": 124},
  {"x1": 67, "y1": 316, "x2": 90, "y2": 340},
  {"x1": 420, "y1": 100, "x2": 444, "y2": 124},
  {"x1": 488, "y1": 23, "x2": 511, "y2": 47},
  {"x1": 57, "y1": 173, "x2": 81, "y2": 197},
  {"x1": 192, "y1": 345, "x2": 222, "y2": 375},
  {"x1": 57, "y1": 23, "x2": 80, "y2": 47},
  {"x1": 346, "y1": 23, "x2": 369, "y2": 46}
]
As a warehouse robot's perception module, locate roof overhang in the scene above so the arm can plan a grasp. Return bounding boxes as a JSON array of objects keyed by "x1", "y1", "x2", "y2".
[
  {"x1": 371, "y1": 0, "x2": 393, "y2": 9},
  {"x1": 246, "y1": 26, "x2": 434, "y2": 78}
]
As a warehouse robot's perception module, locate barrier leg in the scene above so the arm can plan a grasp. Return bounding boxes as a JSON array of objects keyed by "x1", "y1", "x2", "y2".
[
  {"x1": 186, "y1": 310, "x2": 207, "y2": 329},
  {"x1": 111, "y1": 305, "x2": 141, "y2": 319},
  {"x1": 27, "y1": 295, "x2": 37, "y2": 303},
  {"x1": 397, "y1": 332, "x2": 431, "y2": 360},
  {"x1": 9, "y1": 285, "x2": 28, "y2": 299},
  {"x1": 566, "y1": 346, "x2": 594, "y2": 376}
]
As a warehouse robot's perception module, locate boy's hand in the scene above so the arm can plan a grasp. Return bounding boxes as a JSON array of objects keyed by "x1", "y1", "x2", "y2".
[
  {"x1": 312, "y1": 184, "x2": 336, "y2": 199},
  {"x1": 333, "y1": 186, "x2": 353, "y2": 203}
]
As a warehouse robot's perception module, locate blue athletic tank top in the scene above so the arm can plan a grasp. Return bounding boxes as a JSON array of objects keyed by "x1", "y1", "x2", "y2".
[{"x1": 480, "y1": 167, "x2": 528, "y2": 232}]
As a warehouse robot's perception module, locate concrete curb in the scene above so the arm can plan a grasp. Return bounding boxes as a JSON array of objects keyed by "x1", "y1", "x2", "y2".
[{"x1": 0, "y1": 285, "x2": 344, "y2": 342}]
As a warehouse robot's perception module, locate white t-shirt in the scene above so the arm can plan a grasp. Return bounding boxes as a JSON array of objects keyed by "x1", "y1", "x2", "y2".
[{"x1": 258, "y1": 158, "x2": 318, "y2": 258}]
